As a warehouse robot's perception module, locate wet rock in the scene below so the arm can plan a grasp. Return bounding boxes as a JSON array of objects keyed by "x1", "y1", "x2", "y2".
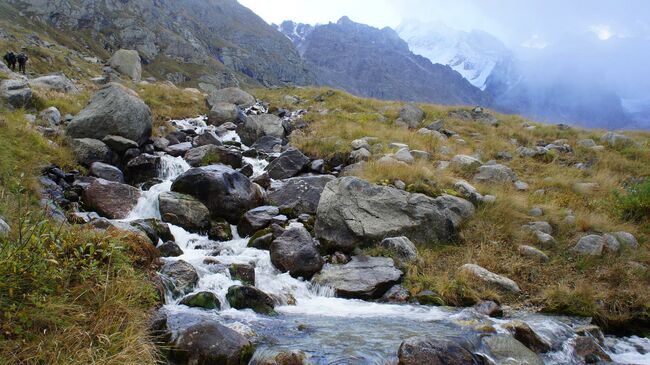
[
  {"x1": 82, "y1": 178, "x2": 140, "y2": 219},
  {"x1": 474, "y1": 300, "x2": 503, "y2": 318},
  {"x1": 248, "y1": 231, "x2": 274, "y2": 250},
  {"x1": 256, "y1": 350, "x2": 306, "y2": 365},
  {"x1": 226, "y1": 285, "x2": 275, "y2": 315},
  {"x1": 207, "y1": 87, "x2": 255, "y2": 108},
  {"x1": 270, "y1": 226, "x2": 324, "y2": 279},
  {"x1": 575, "y1": 325, "x2": 605, "y2": 346},
  {"x1": 70, "y1": 138, "x2": 112, "y2": 166},
  {"x1": 395, "y1": 104, "x2": 424, "y2": 129},
  {"x1": 66, "y1": 83, "x2": 152, "y2": 145},
  {"x1": 161, "y1": 260, "x2": 198, "y2": 296},
  {"x1": 184, "y1": 144, "x2": 243, "y2": 168},
  {"x1": 238, "y1": 114, "x2": 285, "y2": 146},
  {"x1": 458, "y1": 264, "x2": 520, "y2": 293},
  {"x1": 518, "y1": 245, "x2": 549, "y2": 262},
  {"x1": 229, "y1": 264, "x2": 255, "y2": 286},
  {"x1": 238, "y1": 206, "x2": 280, "y2": 237},
  {"x1": 109, "y1": 49, "x2": 142, "y2": 81},
  {"x1": 265, "y1": 148, "x2": 310, "y2": 179},
  {"x1": 573, "y1": 336, "x2": 612, "y2": 363},
  {"x1": 89, "y1": 162, "x2": 124, "y2": 183},
  {"x1": 170, "y1": 321, "x2": 255, "y2": 365},
  {"x1": 312, "y1": 256, "x2": 403, "y2": 299},
  {"x1": 379, "y1": 236, "x2": 418, "y2": 264},
  {"x1": 125, "y1": 153, "x2": 161, "y2": 184},
  {"x1": 504, "y1": 320, "x2": 551, "y2": 353},
  {"x1": 473, "y1": 164, "x2": 517, "y2": 184},
  {"x1": 179, "y1": 291, "x2": 220, "y2": 309},
  {"x1": 157, "y1": 241, "x2": 183, "y2": 257},
  {"x1": 209, "y1": 218, "x2": 234, "y2": 241},
  {"x1": 171, "y1": 164, "x2": 262, "y2": 224},
  {"x1": 193, "y1": 130, "x2": 223, "y2": 147},
  {"x1": 413, "y1": 290, "x2": 444, "y2": 306},
  {"x1": 315, "y1": 177, "x2": 474, "y2": 252},
  {"x1": 130, "y1": 218, "x2": 174, "y2": 244},
  {"x1": 379, "y1": 285, "x2": 410, "y2": 303},
  {"x1": 481, "y1": 335, "x2": 543, "y2": 365},
  {"x1": 158, "y1": 191, "x2": 210, "y2": 233},
  {"x1": 398, "y1": 336, "x2": 476, "y2": 365},
  {"x1": 267, "y1": 175, "x2": 336, "y2": 216},
  {"x1": 572, "y1": 235, "x2": 605, "y2": 256}
]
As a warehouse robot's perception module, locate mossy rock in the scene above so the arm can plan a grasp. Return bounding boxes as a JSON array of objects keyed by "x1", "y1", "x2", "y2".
[
  {"x1": 247, "y1": 228, "x2": 273, "y2": 249},
  {"x1": 209, "y1": 218, "x2": 233, "y2": 241},
  {"x1": 414, "y1": 290, "x2": 445, "y2": 306},
  {"x1": 226, "y1": 285, "x2": 276, "y2": 315},
  {"x1": 179, "y1": 291, "x2": 221, "y2": 309}
]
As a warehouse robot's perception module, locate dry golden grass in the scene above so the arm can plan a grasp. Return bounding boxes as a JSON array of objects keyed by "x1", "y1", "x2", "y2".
[{"x1": 137, "y1": 83, "x2": 208, "y2": 136}]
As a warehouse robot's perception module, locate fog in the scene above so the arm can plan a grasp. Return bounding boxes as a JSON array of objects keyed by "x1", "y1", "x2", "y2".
[{"x1": 240, "y1": 0, "x2": 650, "y2": 128}]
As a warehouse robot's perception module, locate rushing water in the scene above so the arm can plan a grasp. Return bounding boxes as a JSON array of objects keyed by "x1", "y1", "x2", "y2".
[{"x1": 120, "y1": 116, "x2": 650, "y2": 365}]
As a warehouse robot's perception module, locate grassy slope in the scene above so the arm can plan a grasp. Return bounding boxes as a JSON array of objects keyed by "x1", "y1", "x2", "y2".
[{"x1": 254, "y1": 87, "x2": 650, "y2": 334}]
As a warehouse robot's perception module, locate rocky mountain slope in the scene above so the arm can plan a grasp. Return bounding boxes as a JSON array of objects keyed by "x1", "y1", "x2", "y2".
[
  {"x1": 2, "y1": 0, "x2": 315, "y2": 89},
  {"x1": 278, "y1": 17, "x2": 489, "y2": 106}
]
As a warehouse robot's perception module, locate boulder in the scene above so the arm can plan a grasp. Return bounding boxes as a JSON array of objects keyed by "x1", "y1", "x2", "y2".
[
  {"x1": 267, "y1": 175, "x2": 335, "y2": 216},
  {"x1": 66, "y1": 83, "x2": 152, "y2": 145},
  {"x1": 413, "y1": 290, "x2": 444, "y2": 306},
  {"x1": 166, "y1": 142, "x2": 193, "y2": 157},
  {"x1": 454, "y1": 180, "x2": 483, "y2": 205},
  {"x1": 504, "y1": 320, "x2": 551, "y2": 353},
  {"x1": 29, "y1": 74, "x2": 79, "y2": 93},
  {"x1": 125, "y1": 153, "x2": 161, "y2": 184},
  {"x1": 458, "y1": 264, "x2": 520, "y2": 293},
  {"x1": 251, "y1": 136, "x2": 283, "y2": 154},
  {"x1": 171, "y1": 165, "x2": 262, "y2": 224},
  {"x1": 179, "y1": 291, "x2": 220, "y2": 309},
  {"x1": 226, "y1": 285, "x2": 275, "y2": 315},
  {"x1": 207, "y1": 87, "x2": 255, "y2": 108},
  {"x1": 70, "y1": 138, "x2": 112, "y2": 166},
  {"x1": 158, "y1": 191, "x2": 210, "y2": 233},
  {"x1": 473, "y1": 300, "x2": 503, "y2": 317},
  {"x1": 379, "y1": 236, "x2": 418, "y2": 264},
  {"x1": 82, "y1": 178, "x2": 140, "y2": 219},
  {"x1": 264, "y1": 148, "x2": 310, "y2": 180},
  {"x1": 518, "y1": 245, "x2": 549, "y2": 262},
  {"x1": 396, "y1": 104, "x2": 425, "y2": 128},
  {"x1": 39, "y1": 106, "x2": 61, "y2": 126},
  {"x1": 312, "y1": 256, "x2": 403, "y2": 299},
  {"x1": 397, "y1": 336, "x2": 475, "y2": 365},
  {"x1": 473, "y1": 164, "x2": 517, "y2": 184},
  {"x1": 157, "y1": 241, "x2": 183, "y2": 257},
  {"x1": 380, "y1": 285, "x2": 411, "y2": 303},
  {"x1": 207, "y1": 102, "x2": 243, "y2": 126},
  {"x1": 170, "y1": 321, "x2": 254, "y2": 365},
  {"x1": 108, "y1": 49, "x2": 142, "y2": 81},
  {"x1": 481, "y1": 335, "x2": 543, "y2": 365},
  {"x1": 601, "y1": 132, "x2": 634, "y2": 148},
  {"x1": 572, "y1": 235, "x2": 604, "y2": 256},
  {"x1": 237, "y1": 114, "x2": 285, "y2": 146},
  {"x1": 89, "y1": 162, "x2": 124, "y2": 183},
  {"x1": 349, "y1": 148, "x2": 371, "y2": 163},
  {"x1": 393, "y1": 148, "x2": 414, "y2": 164},
  {"x1": 238, "y1": 206, "x2": 280, "y2": 237},
  {"x1": 573, "y1": 335, "x2": 612, "y2": 363},
  {"x1": 0, "y1": 218, "x2": 10, "y2": 238},
  {"x1": 102, "y1": 135, "x2": 139, "y2": 153},
  {"x1": 315, "y1": 177, "x2": 474, "y2": 252},
  {"x1": 270, "y1": 226, "x2": 324, "y2": 279},
  {"x1": 229, "y1": 264, "x2": 255, "y2": 286},
  {"x1": 1, "y1": 79, "x2": 32, "y2": 108},
  {"x1": 184, "y1": 145, "x2": 243, "y2": 168},
  {"x1": 534, "y1": 231, "x2": 556, "y2": 248},
  {"x1": 612, "y1": 231, "x2": 639, "y2": 248},
  {"x1": 161, "y1": 260, "x2": 198, "y2": 296},
  {"x1": 193, "y1": 131, "x2": 223, "y2": 147}
]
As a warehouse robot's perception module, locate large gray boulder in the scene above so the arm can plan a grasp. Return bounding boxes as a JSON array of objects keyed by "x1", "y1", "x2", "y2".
[
  {"x1": 572, "y1": 235, "x2": 605, "y2": 256},
  {"x1": 270, "y1": 226, "x2": 324, "y2": 279},
  {"x1": 264, "y1": 148, "x2": 310, "y2": 180},
  {"x1": 226, "y1": 285, "x2": 275, "y2": 315},
  {"x1": 237, "y1": 114, "x2": 285, "y2": 146},
  {"x1": 66, "y1": 83, "x2": 152, "y2": 145},
  {"x1": 29, "y1": 74, "x2": 79, "y2": 93},
  {"x1": 125, "y1": 153, "x2": 161, "y2": 184},
  {"x1": 161, "y1": 260, "x2": 198, "y2": 296},
  {"x1": 170, "y1": 321, "x2": 254, "y2": 365},
  {"x1": 395, "y1": 104, "x2": 425, "y2": 129},
  {"x1": 398, "y1": 336, "x2": 476, "y2": 365},
  {"x1": 89, "y1": 162, "x2": 124, "y2": 183},
  {"x1": 314, "y1": 177, "x2": 474, "y2": 252},
  {"x1": 473, "y1": 164, "x2": 517, "y2": 184},
  {"x1": 108, "y1": 49, "x2": 142, "y2": 81},
  {"x1": 82, "y1": 178, "x2": 141, "y2": 219},
  {"x1": 171, "y1": 164, "x2": 262, "y2": 224},
  {"x1": 379, "y1": 236, "x2": 418, "y2": 264},
  {"x1": 459, "y1": 264, "x2": 521, "y2": 293},
  {"x1": 312, "y1": 256, "x2": 403, "y2": 299},
  {"x1": 267, "y1": 175, "x2": 336, "y2": 216},
  {"x1": 70, "y1": 138, "x2": 112, "y2": 166},
  {"x1": 207, "y1": 102, "x2": 243, "y2": 126},
  {"x1": 238, "y1": 206, "x2": 280, "y2": 237},
  {"x1": 207, "y1": 87, "x2": 255, "y2": 108},
  {"x1": 1, "y1": 79, "x2": 32, "y2": 108},
  {"x1": 481, "y1": 335, "x2": 544, "y2": 365},
  {"x1": 601, "y1": 132, "x2": 634, "y2": 148},
  {"x1": 184, "y1": 145, "x2": 242, "y2": 168},
  {"x1": 158, "y1": 191, "x2": 210, "y2": 233}
]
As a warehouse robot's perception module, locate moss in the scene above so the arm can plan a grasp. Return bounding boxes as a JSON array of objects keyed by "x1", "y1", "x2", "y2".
[{"x1": 179, "y1": 291, "x2": 220, "y2": 309}]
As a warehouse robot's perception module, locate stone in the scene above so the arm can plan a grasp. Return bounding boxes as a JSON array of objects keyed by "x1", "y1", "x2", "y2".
[
  {"x1": 528, "y1": 207, "x2": 544, "y2": 217},
  {"x1": 70, "y1": 138, "x2": 112, "y2": 166},
  {"x1": 379, "y1": 285, "x2": 410, "y2": 303},
  {"x1": 379, "y1": 236, "x2": 418, "y2": 264},
  {"x1": 450, "y1": 154, "x2": 482, "y2": 168},
  {"x1": 518, "y1": 245, "x2": 549, "y2": 262},
  {"x1": 102, "y1": 135, "x2": 139, "y2": 153},
  {"x1": 474, "y1": 300, "x2": 503, "y2": 317},
  {"x1": 312, "y1": 256, "x2": 403, "y2": 299},
  {"x1": 166, "y1": 142, "x2": 193, "y2": 157},
  {"x1": 82, "y1": 178, "x2": 141, "y2": 219},
  {"x1": 0, "y1": 218, "x2": 10, "y2": 238},
  {"x1": 534, "y1": 231, "x2": 557, "y2": 248},
  {"x1": 601, "y1": 132, "x2": 634, "y2": 148},
  {"x1": 29, "y1": 74, "x2": 78, "y2": 93},
  {"x1": 504, "y1": 320, "x2": 551, "y2": 353},
  {"x1": 66, "y1": 83, "x2": 152, "y2": 145},
  {"x1": 226, "y1": 285, "x2": 275, "y2": 315},
  {"x1": 229, "y1": 264, "x2": 255, "y2": 285},
  {"x1": 413, "y1": 290, "x2": 444, "y2": 306},
  {"x1": 1, "y1": 79, "x2": 32, "y2": 108},
  {"x1": 411, "y1": 150, "x2": 431, "y2": 160},
  {"x1": 522, "y1": 221, "x2": 553, "y2": 235},
  {"x1": 157, "y1": 241, "x2": 183, "y2": 257},
  {"x1": 207, "y1": 102, "x2": 242, "y2": 125},
  {"x1": 577, "y1": 139, "x2": 596, "y2": 147},
  {"x1": 125, "y1": 153, "x2": 161, "y2": 184},
  {"x1": 270, "y1": 226, "x2": 324, "y2": 279},
  {"x1": 184, "y1": 145, "x2": 243, "y2": 168},
  {"x1": 264, "y1": 148, "x2": 310, "y2": 179},
  {"x1": 459, "y1": 264, "x2": 520, "y2": 293},
  {"x1": 207, "y1": 87, "x2": 255, "y2": 108},
  {"x1": 481, "y1": 335, "x2": 544, "y2": 365},
  {"x1": 603, "y1": 233, "x2": 621, "y2": 253},
  {"x1": 397, "y1": 336, "x2": 475, "y2": 365},
  {"x1": 109, "y1": 49, "x2": 142, "y2": 81},
  {"x1": 237, "y1": 114, "x2": 285, "y2": 146},
  {"x1": 249, "y1": 232, "x2": 274, "y2": 250},
  {"x1": 179, "y1": 291, "x2": 220, "y2": 309},
  {"x1": 515, "y1": 180, "x2": 529, "y2": 191},
  {"x1": 473, "y1": 164, "x2": 517, "y2": 184},
  {"x1": 158, "y1": 191, "x2": 210, "y2": 233},
  {"x1": 251, "y1": 136, "x2": 283, "y2": 154},
  {"x1": 612, "y1": 231, "x2": 639, "y2": 248},
  {"x1": 396, "y1": 104, "x2": 425, "y2": 128},
  {"x1": 193, "y1": 131, "x2": 223, "y2": 147},
  {"x1": 89, "y1": 162, "x2": 124, "y2": 183},
  {"x1": 393, "y1": 148, "x2": 414, "y2": 164},
  {"x1": 573, "y1": 336, "x2": 612, "y2": 363},
  {"x1": 171, "y1": 165, "x2": 262, "y2": 224},
  {"x1": 349, "y1": 148, "x2": 371, "y2": 163},
  {"x1": 170, "y1": 321, "x2": 254, "y2": 365},
  {"x1": 454, "y1": 179, "x2": 483, "y2": 205},
  {"x1": 351, "y1": 138, "x2": 371, "y2": 150},
  {"x1": 39, "y1": 106, "x2": 61, "y2": 126},
  {"x1": 572, "y1": 235, "x2": 605, "y2": 256},
  {"x1": 315, "y1": 177, "x2": 474, "y2": 252},
  {"x1": 238, "y1": 206, "x2": 280, "y2": 237},
  {"x1": 161, "y1": 260, "x2": 198, "y2": 296},
  {"x1": 209, "y1": 218, "x2": 233, "y2": 241}
]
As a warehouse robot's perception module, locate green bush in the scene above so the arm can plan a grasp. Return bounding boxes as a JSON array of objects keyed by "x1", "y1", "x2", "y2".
[{"x1": 614, "y1": 179, "x2": 650, "y2": 222}]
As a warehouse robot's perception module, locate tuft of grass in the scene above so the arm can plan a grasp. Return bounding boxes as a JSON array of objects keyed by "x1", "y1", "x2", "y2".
[
  {"x1": 613, "y1": 179, "x2": 650, "y2": 223},
  {"x1": 137, "y1": 83, "x2": 208, "y2": 136}
]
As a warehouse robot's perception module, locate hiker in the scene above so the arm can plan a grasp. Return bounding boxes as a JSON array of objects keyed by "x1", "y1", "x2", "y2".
[
  {"x1": 3, "y1": 51, "x2": 16, "y2": 71},
  {"x1": 16, "y1": 52, "x2": 28, "y2": 74}
]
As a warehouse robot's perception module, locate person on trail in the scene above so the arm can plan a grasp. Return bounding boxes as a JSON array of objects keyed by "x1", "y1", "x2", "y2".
[
  {"x1": 3, "y1": 51, "x2": 16, "y2": 71},
  {"x1": 16, "y1": 52, "x2": 28, "y2": 74}
]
